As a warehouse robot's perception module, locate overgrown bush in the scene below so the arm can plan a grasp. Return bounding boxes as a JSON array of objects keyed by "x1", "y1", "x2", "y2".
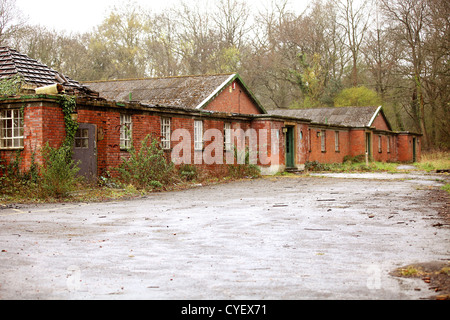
[
  {"x1": 228, "y1": 164, "x2": 261, "y2": 179},
  {"x1": 343, "y1": 154, "x2": 366, "y2": 164},
  {"x1": 0, "y1": 158, "x2": 5, "y2": 188},
  {"x1": 178, "y1": 164, "x2": 199, "y2": 181},
  {"x1": 305, "y1": 161, "x2": 331, "y2": 172},
  {"x1": 117, "y1": 135, "x2": 175, "y2": 190},
  {"x1": 39, "y1": 144, "x2": 81, "y2": 198},
  {"x1": 227, "y1": 145, "x2": 261, "y2": 179}
]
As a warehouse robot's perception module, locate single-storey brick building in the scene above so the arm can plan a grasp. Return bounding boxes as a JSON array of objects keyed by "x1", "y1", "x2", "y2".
[{"x1": 0, "y1": 46, "x2": 421, "y2": 179}]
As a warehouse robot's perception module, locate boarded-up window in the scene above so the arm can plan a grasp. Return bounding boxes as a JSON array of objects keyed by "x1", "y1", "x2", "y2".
[
  {"x1": 321, "y1": 130, "x2": 326, "y2": 152},
  {"x1": 335, "y1": 131, "x2": 340, "y2": 152}
]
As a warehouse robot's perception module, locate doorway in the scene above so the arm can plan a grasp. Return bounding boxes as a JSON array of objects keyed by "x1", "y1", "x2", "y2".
[
  {"x1": 285, "y1": 126, "x2": 295, "y2": 168},
  {"x1": 365, "y1": 132, "x2": 372, "y2": 159},
  {"x1": 72, "y1": 123, "x2": 97, "y2": 180}
]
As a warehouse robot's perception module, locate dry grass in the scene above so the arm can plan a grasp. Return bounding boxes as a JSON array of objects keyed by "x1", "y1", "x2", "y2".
[{"x1": 416, "y1": 150, "x2": 450, "y2": 171}]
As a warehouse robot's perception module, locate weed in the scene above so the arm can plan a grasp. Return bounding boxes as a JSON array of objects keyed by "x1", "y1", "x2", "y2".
[
  {"x1": 39, "y1": 144, "x2": 82, "y2": 198},
  {"x1": 228, "y1": 164, "x2": 261, "y2": 179},
  {"x1": 117, "y1": 135, "x2": 175, "y2": 191},
  {"x1": 416, "y1": 150, "x2": 450, "y2": 171},
  {"x1": 398, "y1": 266, "x2": 425, "y2": 277},
  {"x1": 441, "y1": 267, "x2": 450, "y2": 276},
  {"x1": 178, "y1": 164, "x2": 199, "y2": 182},
  {"x1": 442, "y1": 184, "x2": 450, "y2": 194}
]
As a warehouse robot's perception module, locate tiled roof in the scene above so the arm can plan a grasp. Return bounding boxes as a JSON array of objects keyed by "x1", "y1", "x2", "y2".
[
  {"x1": 84, "y1": 74, "x2": 266, "y2": 113},
  {"x1": 85, "y1": 74, "x2": 236, "y2": 109},
  {"x1": 269, "y1": 106, "x2": 385, "y2": 128},
  {"x1": 0, "y1": 46, "x2": 96, "y2": 95}
]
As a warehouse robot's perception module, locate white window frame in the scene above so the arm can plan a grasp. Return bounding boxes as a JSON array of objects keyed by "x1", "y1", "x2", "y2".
[
  {"x1": 120, "y1": 114, "x2": 132, "y2": 150},
  {"x1": 161, "y1": 117, "x2": 171, "y2": 150},
  {"x1": 224, "y1": 122, "x2": 232, "y2": 151},
  {"x1": 194, "y1": 120, "x2": 203, "y2": 151},
  {"x1": 0, "y1": 109, "x2": 24, "y2": 149}
]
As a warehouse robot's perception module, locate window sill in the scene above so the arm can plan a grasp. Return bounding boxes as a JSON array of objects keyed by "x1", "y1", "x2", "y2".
[{"x1": 0, "y1": 147, "x2": 24, "y2": 151}]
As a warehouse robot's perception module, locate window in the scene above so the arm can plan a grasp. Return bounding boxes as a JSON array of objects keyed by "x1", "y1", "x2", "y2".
[
  {"x1": 335, "y1": 131, "x2": 340, "y2": 152},
  {"x1": 387, "y1": 136, "x2": 391, "y2": 153},
  {"x1": 378, "y1": 135, "x2": 382, "y2": 153},
  {"x1": 0, "y1": 109, "x2": 24, "y2": 149},
  {"x1": 194, "y1": 120, "x2": 203, "y2": 151},
  {"x1": 74, "y1": 128, "x2": 89, "y2": 149},
  {"x1": 224, "y1": 122, "x2": 232, "y2": 151},
  {"x1": 308, "y1": 129, "x2": 312, "y2": 152},
  {"x1": 161, "y1": 117, "x2": 171, "y2": 150},
  {"x1": 120, "y1": 114, "x2": 132, "y2": 149},
  {"x1": 321, "y1": 130, "x2": 326, "y2": 152}
]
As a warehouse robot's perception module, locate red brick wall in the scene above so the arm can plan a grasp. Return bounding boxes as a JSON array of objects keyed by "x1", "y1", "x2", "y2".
[
  {"x1": 204, "y1": 81, "x2": 263, "y2": 115},
  {"x1": 250, "y1": 119, "x2": 285, "y2": 168},
  {"x1": 1, "y1": 98, "x2": 422, "y2": 179},
  {"x1": 1, "y1": 101, "x2": 66, "y2": 173},
  {"x1": 371, "y1": 113, "x2": 390, "y2": 131},
  {"x1": 349, "y1": 130, "x2": 366, "y2": 158},
  {"x1": 372, "y1": 134, "x2": 397, "y2": 162},
  {"x1": 397, "y1": 134, "x2": 421, "y2": 162},
  {"x1": 296, "y1": 123, "x2": 309, "y2": 165},
  {"x1": 307, "y1": 127, "x2": 352, "y2": 164}
]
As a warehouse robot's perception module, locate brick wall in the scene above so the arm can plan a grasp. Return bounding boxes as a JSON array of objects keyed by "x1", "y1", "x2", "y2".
[
  {"x1": 308, "y1": 126, "x2": 352, "y2": 164},
  {"x1": 1, "y1": 100, "x2": 66, "y2": 173},
  {"x1": 397, "y1": 134, "x2": 421, "y2": 162},
  {"x1": 1, "y1": 97, "x2": 422, "y2": 179},
  {"x1": 371, "y1": 113, "x2": 391, "y2": 131},
  {"x1": 204, "y1": 81, "x2": 263, "y2": 115}
]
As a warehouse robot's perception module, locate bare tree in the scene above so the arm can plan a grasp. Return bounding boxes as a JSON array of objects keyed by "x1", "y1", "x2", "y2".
[
  {"x1": 334, "y1": 0, "x2": 371, "y2": 87},
  {"x1": 379, "y1": 0, "x2": 431, "y2": 146},
  {"x1": 0, "y1": 0, "x2": 26, "y2": 45},
  {"x1": 213, "y1": 0, "x2": 252, "y2": 49}
]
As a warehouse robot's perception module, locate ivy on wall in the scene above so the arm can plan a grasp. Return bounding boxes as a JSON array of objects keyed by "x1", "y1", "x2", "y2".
[
  {"x1": 0, "y1": 75, "x2": 24, "y2": 96},
  {"x1": 58, "y1": 94, "x2": 79, "y2": 157}
]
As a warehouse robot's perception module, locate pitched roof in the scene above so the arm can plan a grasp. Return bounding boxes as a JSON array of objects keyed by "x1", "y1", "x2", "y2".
[
  {"x1": 269, "y1": 106, "x2": 389, "y2": 129},
  {"x1": 0, "y1": 46, "x2": 96, "y2": 95},
  {"x1": 84, "y1": 73, "x2": 266, "y2": 113}
]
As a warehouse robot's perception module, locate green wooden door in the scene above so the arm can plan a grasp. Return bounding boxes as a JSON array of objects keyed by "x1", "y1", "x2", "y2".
[{"x1": 286, "y1": 127, "x2": 295, "y2": 168}]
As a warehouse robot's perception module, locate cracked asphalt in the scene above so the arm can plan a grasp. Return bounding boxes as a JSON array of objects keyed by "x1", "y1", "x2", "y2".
[{"x1": 0, "y1": 172, "x2": 449, "y2": 300}]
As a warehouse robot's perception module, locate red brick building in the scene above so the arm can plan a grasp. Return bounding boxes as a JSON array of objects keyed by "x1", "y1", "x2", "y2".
[{"x1": 0, "y1": 46, "x2": 421, "y2": 179}]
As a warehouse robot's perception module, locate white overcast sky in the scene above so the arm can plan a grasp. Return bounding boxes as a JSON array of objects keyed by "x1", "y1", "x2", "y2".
[{"x1": 15, "y1": 0, "x2": 308, "y2": 34}]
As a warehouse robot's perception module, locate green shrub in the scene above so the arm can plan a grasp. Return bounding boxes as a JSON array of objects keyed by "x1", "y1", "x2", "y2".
[
  {"x1": 334, "y1": 86, "x2": 381, "y2": 107},
  {"x1": 178, "y1": 164, "x2": 199, "y2": 181},
  {"x1": 39, "y1": 144, "x2": 81, "y2": 198},
  {"x1": 343, "y1": 154, "x2": 366, "y2": 164},
  {"x1": 228, "y1": 164, "x2": 261, "y2": 179},
  {"x1": 305, "y1": 161, "x2": 331, "y2": 172},
  {"x1": 118, "y1": 135, "x2": 175, "y2": 190}
]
